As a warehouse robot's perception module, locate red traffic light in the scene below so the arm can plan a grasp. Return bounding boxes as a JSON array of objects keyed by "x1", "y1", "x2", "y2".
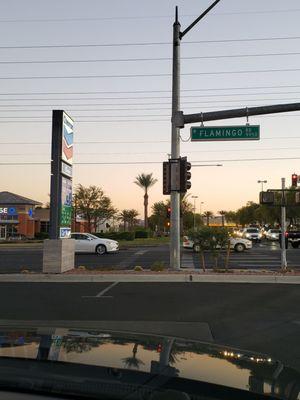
[{"x1": 292, "y1": 173, "x2": 298, "y2": 187}]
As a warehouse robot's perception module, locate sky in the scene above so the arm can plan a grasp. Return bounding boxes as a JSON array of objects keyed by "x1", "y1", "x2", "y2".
[{"x1": 1, "y1": 0, "x2": 300, "y2": 217}]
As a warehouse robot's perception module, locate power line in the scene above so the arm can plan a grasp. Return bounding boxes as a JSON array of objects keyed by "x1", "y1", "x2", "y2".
[
  {"x1": 1, "y1": 137, "x2": 300, "y2": 145},
  {"x1": 2, "y1": 90, "x2": 300, "y2": 103},
  {"x1": 2, "y1": 51, "x2": 300, "y2": 64},
  {"x1": 2, "y1": 68, "x2": 300, "y2": 80},
  {"x1": 3, "y1": 114, "x2": 300, "y2": 123},
  {"x1": 2, "y1": 84, "x2": 300, "y2": 96},
  {"x1": 2, "y1": 97, "x2": 300, "y2": 110},
  {"x1": 1, "y1": 36, "x2": 300, "y2": 50},
  {"x1": 1, "y1": 156, "x2": 300, "y2": 166},
  {"x1": 3, "y1": 146, "x2": 300, "y2": 157},
  {"x1": 1, "y1": 9, "x2": 300, "y2": 23},
  {"x1": 0, "y1": 8, "x2": 300, "y2": 23}
]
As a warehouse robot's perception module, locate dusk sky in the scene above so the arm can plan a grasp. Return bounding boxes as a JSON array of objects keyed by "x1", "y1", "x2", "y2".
[{"x1": 1, "y1": 0, "x2": 300, "y2": 217}]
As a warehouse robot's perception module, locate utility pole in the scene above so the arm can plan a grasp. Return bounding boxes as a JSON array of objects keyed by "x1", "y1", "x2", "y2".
[
  {"x1": 170, "y1": 0, "x2": 222, "y2": 270},
  {"x1": 281, "y1": 178, "x2": 287, "y2": 270}
]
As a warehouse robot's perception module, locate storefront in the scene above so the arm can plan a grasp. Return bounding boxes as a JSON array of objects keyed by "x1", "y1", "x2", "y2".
[{"x1": 0, "y1": 192, "x2": 42, "y2": 239}]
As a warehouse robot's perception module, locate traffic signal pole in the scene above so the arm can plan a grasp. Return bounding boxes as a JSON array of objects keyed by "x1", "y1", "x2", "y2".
[
  {"x1": 170, "y1": 7, "x2": 181, "y2": 270},
  {"x1": 170, "y1": 1, "x2": 221, "y2": 270}
]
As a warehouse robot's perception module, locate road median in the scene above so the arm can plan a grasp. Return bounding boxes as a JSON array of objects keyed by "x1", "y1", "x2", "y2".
[{"x1": 0, "y1": 269, "x2": 299, "y2": 283}]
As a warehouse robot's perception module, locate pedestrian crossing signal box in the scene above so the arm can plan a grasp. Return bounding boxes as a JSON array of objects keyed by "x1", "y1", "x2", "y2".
[{"x1": 259, "y1": 191, "x2": 275, "y2": 205}]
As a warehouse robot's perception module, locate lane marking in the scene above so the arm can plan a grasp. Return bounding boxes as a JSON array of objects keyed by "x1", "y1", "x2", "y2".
[
  {"x1": 96, "y1": 281, "x2": 119, "y2": 297},
  {"x1": 82, "y1": 281, "x2": 119, "y2": 299}
]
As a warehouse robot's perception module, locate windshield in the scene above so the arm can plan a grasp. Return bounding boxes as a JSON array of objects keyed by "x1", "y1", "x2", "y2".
[{"x1": 0, "y1": 1, "x2": 299, "y2": 399}]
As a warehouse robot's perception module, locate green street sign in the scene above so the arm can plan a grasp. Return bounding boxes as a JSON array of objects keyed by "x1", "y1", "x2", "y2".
[{"x1": 190, "y1": 125, "x2": 260, "y2": 141}]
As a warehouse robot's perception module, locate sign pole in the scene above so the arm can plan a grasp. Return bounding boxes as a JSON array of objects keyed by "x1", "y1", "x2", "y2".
[{"x1": 281, "y1": 178, "x2": 287, "y2": 271}]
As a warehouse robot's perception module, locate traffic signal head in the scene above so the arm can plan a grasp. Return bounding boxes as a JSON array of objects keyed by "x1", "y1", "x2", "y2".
[
  {"x1": 166, "y1": 207, "x2": 171, "y2": 219},
  {"x1": 163, "y1": 161, "x2": 171, "y2": 195},
  {"x1": 292, "y1": 173, "x2": 298, "y2": 187},
  {"x1": 179, "y1": 156, "x2": 192, "y2": 193},
  {"x1": 259, "y1": 191, "x2": 275, "y2": 205}
]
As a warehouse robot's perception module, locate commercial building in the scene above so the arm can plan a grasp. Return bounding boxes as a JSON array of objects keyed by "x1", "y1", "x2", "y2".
[
  {"x1": 0, "y1": 191, "x2": 117, "y2": 240},
  {"x1": 0, "y1": 192, "x2": 42, "y2": 240}
]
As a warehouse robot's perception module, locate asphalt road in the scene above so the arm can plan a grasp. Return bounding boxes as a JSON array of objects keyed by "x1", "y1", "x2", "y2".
[
  {"x1": 0, "y1": 241, "x2": 299, "y2": 273},
  {"x1": 0, "y1": 282, "x2": 299, "y2": 372}
]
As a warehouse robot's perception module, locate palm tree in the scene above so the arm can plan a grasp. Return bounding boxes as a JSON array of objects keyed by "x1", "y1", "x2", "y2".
[
  {"x1": 203, "y1": 211, "x2": 213, "y2": 226},
  {"x1": 121, "y1": 343, "x2": 145, "y2": 369},
  {"x1": 219, "y1": 210, "x2": 226, "y2": 226},
  {"x1": 134, "y1": 173, "x2": 157, "y2": 228},
  {"x1": 119, "y1": 210, "x2": 130, "y2": 231}
]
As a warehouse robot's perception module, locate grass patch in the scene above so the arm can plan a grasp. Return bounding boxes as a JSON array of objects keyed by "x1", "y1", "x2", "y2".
[
  {"x1": 150, "y1": 261, "x2": 166, "y2": 272},
  {"x1": 119, "y1": 237, "x2": 169, "y2": 248}
]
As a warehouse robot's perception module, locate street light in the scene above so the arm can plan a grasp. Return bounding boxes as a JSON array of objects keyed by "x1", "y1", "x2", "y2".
[
  {"x1": 258, "y1": 180, "x2": 267, "y2": 192},
  {"x1": 199, "y1": 201, "x2": 204, "y2": 225},
  {"x1": 191, "y1": 196, "x2": 198, "y2": 230}
]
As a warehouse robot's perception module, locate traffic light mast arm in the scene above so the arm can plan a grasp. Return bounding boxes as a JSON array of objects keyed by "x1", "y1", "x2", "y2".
[{"x1": 174, "y1": 102, "x2": 300, "y2": 128}]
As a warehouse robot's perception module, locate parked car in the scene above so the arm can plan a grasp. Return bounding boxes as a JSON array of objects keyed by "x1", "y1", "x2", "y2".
[
  {"x1": 183, "y1": 236, "x2": 252, "y2": 253},
  {"x1": 242, "y1": 227, "x2": 262, "y2": 242},
  {"x1": 265, "y1": 229, "x2": 281, "y2": 241},
  {"x1": 70, "y1": 233, "x2": 119, "y2": 254},
  {"x1": 284, "y1": 229, "x2": 300, "y2": 248}
]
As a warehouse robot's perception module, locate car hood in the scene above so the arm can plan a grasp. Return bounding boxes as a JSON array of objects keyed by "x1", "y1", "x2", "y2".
[{"x1": 0, "y1": 325, "x2": 298, "y2": 400}]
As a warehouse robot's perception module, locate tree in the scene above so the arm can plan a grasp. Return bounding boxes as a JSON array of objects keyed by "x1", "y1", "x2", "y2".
[
  {"x1": 148, "y1": 201, "x2": 168, "y2": 232},
  {"x1": 134, "y1": 173, "x2": 157, "y2": 228},
  {"x1": 122, "y1": 343, "x2": 145, "y2": 369},
  {"x1": 73, "y1": 184, "x2": 117, "y2": 233},
  {"x1": 218, "y1": 210, "x2": 226, "y2": 226},
  {"x1": 203, "y1": 211, "x2": 213, "y2": 226},
  {"x1": 119, "y1": 209, "x2": 139, "y2": 231}
]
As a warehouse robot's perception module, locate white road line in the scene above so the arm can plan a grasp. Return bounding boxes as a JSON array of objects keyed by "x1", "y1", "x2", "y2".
[
  {"x1": 96, "y1": 281, "x2": 119, "y2": 297},
  {"x1": 82, "y1": 281, "x2": 119, "y2": 299},
  {"x1": 135, "y1": 250, "x2": 148, "y2": 255}
]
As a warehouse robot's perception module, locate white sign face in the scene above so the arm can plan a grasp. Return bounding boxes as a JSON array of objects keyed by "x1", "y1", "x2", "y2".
[
  {"x1": 0, "y1": 208, "x2": 8, "y2": 214},
  {"x1": 61, "y1": 113, "x2": 74, "y2": 165}
]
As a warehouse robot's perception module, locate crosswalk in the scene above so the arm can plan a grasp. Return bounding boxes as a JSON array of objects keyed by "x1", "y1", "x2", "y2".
[{"x1": 181, "y1": 248, "x2": 299, "y2": 270}]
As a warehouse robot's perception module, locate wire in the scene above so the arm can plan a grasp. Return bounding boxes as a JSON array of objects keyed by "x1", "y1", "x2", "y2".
[
  {"x1": 3, "y1": 146, "x2": 300, "y2": 157},
  {"x1": 1, "y1": 156, "x2": 300, "y2": 166},
  {"x1": 2, "y1": 97, "x2": 300, "y2": 110},
  {"x1": 1, "y1": 36, "x2": 300, "y2": 49},
  {"x1": 3, "y1": 90, "x2": 300, "y2": 102},
  {"x1": 2, "y1": 84, "x2": 300, "y2": 96},
  {"x1": 0, "y1": 8, "x2": 300, "y2": 23},
  {"x1": 1, "y1": 137, "x2": 300, "y2": 145},
  {"x1": 2, "y1": 51, "x2": 300, "y2": 64},
  {"x1": 2, "y1": 68, "x2": 300, "y2": 80}
]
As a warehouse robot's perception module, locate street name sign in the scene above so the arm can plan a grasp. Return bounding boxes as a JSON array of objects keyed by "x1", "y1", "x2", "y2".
[{"x1": 190, "y1": 125, "x2": 260, "y2": 141}]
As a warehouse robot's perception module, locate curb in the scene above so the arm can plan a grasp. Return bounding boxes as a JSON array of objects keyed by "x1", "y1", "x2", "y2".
[{"x1": 0, "y1": 273, "x2": 299, "y2": 284}]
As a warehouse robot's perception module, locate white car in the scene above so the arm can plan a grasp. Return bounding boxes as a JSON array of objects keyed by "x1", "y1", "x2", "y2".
[
  {"x1": 183, "y1": 236, "x2": 252, "y2": 253},
  {"x1": 70, "y1": 233, "x2": 119, "y2": 255},
  {"x1": 265, "y1": 229, "x2": 281, "y2": 241},
  {"x1": 242, "y1": 228, "x2": 262, "y2": 242}
]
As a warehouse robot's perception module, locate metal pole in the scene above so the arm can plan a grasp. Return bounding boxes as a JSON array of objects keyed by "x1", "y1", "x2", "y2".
[
  {"x1": 193, "y1": 197, "x2": 197, "y2": 230},
  {"x1": 170, "y1": 7, "x2": 181, "y2": 270},
  {"x1": 281, "y1": 178, "x2": 287, "y2": 270}
]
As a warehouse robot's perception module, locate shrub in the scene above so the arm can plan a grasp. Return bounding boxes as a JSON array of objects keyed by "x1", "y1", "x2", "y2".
[
  {"x1": 35, "y1": 232, "x2": 49, "y2": 240},
  {"x1": 93, "y1": 231, "x2": 135, "y2": 241},
  {"x1": 135, "y1": 230, "x2": 149, "y2": 239},
  {"x1": 77, "y1": 265, "x2": 86, "y2": 270},
  {"x1": 150, "y1": 261, "x2": 166, "y2": 272},
  {"x1": 133, "y1": 266, "x2": 143, "y2": 272}
]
